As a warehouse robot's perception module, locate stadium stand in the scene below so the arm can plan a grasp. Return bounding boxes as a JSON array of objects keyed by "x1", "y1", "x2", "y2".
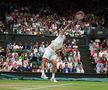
[
  {"x1": 0, "y1": 0, "x2": 108, "y2": 75},
  {"x1": 89, "y1": 38, "x2": 108, "y2": 74}
]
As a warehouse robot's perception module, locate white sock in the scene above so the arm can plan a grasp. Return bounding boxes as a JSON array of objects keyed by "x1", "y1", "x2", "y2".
[
  {"x1": 52, "y1": 73, "x2": 55, "y2": 79},
  {"x1": 42, "y1": 70, "x2": 45, "y2": 76}
]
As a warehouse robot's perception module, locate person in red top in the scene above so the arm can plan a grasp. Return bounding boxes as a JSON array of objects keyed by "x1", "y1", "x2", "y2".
[{"x1": 101, "y1": 56, "x2": 107, "y2": 73}]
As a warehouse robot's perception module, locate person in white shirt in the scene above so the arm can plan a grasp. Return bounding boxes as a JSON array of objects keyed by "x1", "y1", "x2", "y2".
[
  {"x1": 41, "y1": 24, "x2": 70, "y2": 82},
  {"x1": 39, "y1": 43, "x2": 45, "y2": 56}
]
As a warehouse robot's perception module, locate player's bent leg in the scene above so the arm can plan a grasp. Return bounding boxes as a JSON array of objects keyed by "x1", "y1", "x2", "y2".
[
  {"x1": 50, "y1": 59, "x2": 58, "y2": 82},
  {"x1": 41, "y1": 58, "x2": 48, "y2": 79}
]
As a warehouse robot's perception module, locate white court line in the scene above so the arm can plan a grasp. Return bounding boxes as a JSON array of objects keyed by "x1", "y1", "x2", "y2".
[
  {"x1": 20, "y1": 82, "x2": 104, "y2": 90},
  {"x1": 21, "y1": 83, "x2": 73, "y2": 90}
]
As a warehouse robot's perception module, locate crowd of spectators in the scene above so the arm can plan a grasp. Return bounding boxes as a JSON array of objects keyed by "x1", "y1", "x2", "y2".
[
  {"x1": 0, "y1": 39, "x2": 84, "y2": 73},
  {"x1": 0, "y1": 46, "x2": 5, "y2": 71},
  {"x1": 89, "y1": 39, "x2": 108, "y2": 74},
  {"x1": 0, "y1": 2, "x2": 105, "y2": 37}
]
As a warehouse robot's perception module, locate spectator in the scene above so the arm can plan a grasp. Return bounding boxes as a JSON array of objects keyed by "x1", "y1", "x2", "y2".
[
  {"x1": 76, "y1": 61, "x2": 84, "y2": 73},
  {"x1": 63, "y1": 62, "x2": 71, "y2": 73}
]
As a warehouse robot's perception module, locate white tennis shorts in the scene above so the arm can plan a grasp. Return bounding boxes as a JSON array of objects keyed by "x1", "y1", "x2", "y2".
[{"x1": 42, "y1": 47, "x2": 56, "y2": 61}]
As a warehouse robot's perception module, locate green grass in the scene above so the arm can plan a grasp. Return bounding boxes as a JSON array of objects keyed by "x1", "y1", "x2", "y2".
[{"x1": 0, "y1": 80, "x2": 108, "y2": 90}]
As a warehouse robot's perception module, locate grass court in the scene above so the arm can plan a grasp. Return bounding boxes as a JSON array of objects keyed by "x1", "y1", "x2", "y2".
[{"x1": 0, "y1": 80, "x2": 108, "y2": 90}]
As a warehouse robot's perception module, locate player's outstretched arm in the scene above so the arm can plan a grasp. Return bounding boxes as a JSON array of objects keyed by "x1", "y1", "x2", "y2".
[{"x1": 60, "y1": 24, "x2": 70, "y2": 35}]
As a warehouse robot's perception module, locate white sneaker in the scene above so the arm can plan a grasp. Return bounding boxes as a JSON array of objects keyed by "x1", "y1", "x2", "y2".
[
  {"x1": 50, "y1": 78, "x2": 58, "y2": 82},
  {"x1": 41, "y1": 75, "x2": 48, "y2": 79}
]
